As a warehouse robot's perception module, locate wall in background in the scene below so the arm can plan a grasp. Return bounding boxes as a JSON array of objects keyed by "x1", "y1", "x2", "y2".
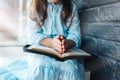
[
  {"x1": 0, "y1": 0, "x2": 27, "y2": 45},
  {"x1": 79, "y1": 0, "x2": 120, "y2": 80}
]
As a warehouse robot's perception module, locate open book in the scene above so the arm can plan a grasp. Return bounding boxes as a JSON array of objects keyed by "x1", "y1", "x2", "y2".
[{"x1": 23, "y1": 45, "x2": 92, "y2": 61}]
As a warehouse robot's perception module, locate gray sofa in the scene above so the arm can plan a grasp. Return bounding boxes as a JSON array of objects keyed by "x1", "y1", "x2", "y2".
[{"x1": 78, "y1": 0, "x2": 120, "y2": 80}]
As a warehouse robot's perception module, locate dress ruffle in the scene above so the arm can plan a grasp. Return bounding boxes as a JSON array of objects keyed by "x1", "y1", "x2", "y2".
[{"x1": 0, "y1": 54, "x2": 84, "y2": 80}]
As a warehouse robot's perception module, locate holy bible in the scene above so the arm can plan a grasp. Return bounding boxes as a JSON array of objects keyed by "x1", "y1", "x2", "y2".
[{"x1": 23, "y1": 44, "x2": 91, "y2": 61}]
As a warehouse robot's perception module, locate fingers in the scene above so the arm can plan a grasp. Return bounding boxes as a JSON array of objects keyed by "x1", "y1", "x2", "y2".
[
  {"x1": 56, "y1": 35, "x2": 65, "y2": 41},
  {"x1": 52, "y1": 36, "x2": 62, "y2": 53},
  {"x1": 61, "y1": 39, "x2": 67, "y2": 53},
  {"x1": 55, "y1": 35, "x2": 61, "y2": 39},
  {"x1": 60, "y1": 35, "x2": 64, "y2": 40},
  {"x1": 52, "y1": 35, "x2": 67, "y2": 53},
  {"x1": 62, "y1": 39, "x2": 69, "y2": 53}
]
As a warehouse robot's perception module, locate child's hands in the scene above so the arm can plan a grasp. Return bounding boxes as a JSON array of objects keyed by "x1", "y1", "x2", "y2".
[
  {"x1": 51, "y1": 35, "x2": 71, "y2": 54},
  {"x1": 40, "y1": 34, "x2": 75, "y2": 53},
  {"x1": 51, "y1": 35, "x2": 63, "y2": 53}
]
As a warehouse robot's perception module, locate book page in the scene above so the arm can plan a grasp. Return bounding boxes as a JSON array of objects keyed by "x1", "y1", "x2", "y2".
[
  {"x1": 28, "y1": 45, "x2": 62, "y2": 58},
  {"x1": 62, "y1": 48, "x2": 91, "y2": 58}
]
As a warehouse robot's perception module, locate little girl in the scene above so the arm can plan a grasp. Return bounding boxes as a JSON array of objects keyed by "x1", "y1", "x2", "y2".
[{"x1": 0, "y1": 0, "x2": 84, "y2": 80}]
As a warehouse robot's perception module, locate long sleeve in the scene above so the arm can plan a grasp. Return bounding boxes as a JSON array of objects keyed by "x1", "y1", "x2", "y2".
[
  {"x1": 66, "y1": 6, "x2": 81, "y2": 48},
  {"x1": 26, "y1": 16, "x2": 50, "y2": 45}
]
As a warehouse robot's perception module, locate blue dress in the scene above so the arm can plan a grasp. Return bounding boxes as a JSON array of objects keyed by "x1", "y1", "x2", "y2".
[{"x1": 0, "y1": 1, "x2": 84, "y2": 80}]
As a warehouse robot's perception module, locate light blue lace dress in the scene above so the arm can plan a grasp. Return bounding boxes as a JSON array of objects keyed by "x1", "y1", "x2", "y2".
[{"x1": 0, "y1": 1, "x2": 84, "y2": 80}]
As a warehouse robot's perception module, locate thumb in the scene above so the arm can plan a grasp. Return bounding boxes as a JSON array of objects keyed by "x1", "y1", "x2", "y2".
[
  {"x1": 60, "y1": 35, "x2": 64, "y2": 40},
  {"x1": 55, "y1": 35, "x2": 61, "y2": 39}
]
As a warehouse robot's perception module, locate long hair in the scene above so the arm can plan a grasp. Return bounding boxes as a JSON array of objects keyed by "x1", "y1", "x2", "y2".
[{"x1": 28, "y1": 0, "x2": 72, "y2": 26}]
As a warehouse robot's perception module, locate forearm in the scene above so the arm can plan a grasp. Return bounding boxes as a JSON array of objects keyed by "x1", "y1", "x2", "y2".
[{"x1": 40, "y1": 37, "x2": 53, "y2": 48}]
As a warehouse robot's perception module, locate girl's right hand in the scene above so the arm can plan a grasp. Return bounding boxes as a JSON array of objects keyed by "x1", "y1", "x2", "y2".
[{"x1": 51, "y1": 35, "x2": 63, "y2": 53}]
